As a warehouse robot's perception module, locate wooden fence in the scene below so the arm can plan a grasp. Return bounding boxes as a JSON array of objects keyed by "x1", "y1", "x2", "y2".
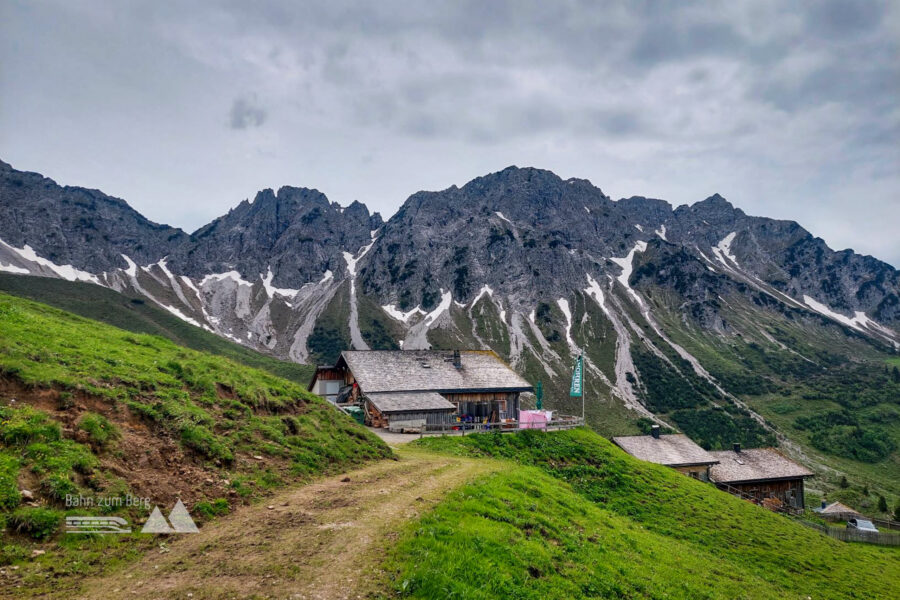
[
  {"x1": 819, "y1": 511, "x2": 900, "y2": 532},
  {"x1": 798, "y1": 520, "x2": 900, "y2": 546},
  {"x1": 421, "y1": 416, "x2": 585, "y2": 436}
]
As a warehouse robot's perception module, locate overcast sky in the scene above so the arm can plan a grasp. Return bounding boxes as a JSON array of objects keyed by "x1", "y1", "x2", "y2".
[{"x1": 1, "y1": 1, "x2": 898, "y2": 265}]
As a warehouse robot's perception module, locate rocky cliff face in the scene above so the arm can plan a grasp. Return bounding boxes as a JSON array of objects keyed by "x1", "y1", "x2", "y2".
[
  {"x1": 1, "y1": 159, "x2": 898, "y2": 435},
  {"x1": 167, "y1": 186, "x2": 383, "y2": 289},
  {"x1": 0, "y1": 160, "x2": 188, "y2": 272}
]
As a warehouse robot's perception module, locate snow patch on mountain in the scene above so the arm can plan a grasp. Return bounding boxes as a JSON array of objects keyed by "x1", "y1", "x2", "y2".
[
  {"x1": 344, "y1": 235, "x2": 378, "y2": 350},
  {"x1": 261, "y1": 267, "x2": 300, "y2": 301},
  {"x1": 382, "y1": 304, "x2": 425, "y2": 323},
  {"x1": 556, "y1": 298, "x2": 578, "y2": 352},
  {"x1": 610, "y1": 241, "x2": 648, "y2": 307},
  {"x1": 472, "y1": 284, "x2": 494, "y2": 305},
  {"x1": 0, "y1": 262, "x2": 29, "y2": 275},
  {"x1": 655, "y1": 224, "x2": 667, "y2": 240},
  {"x1": 802, "y1": 295, "x2": 895, "y2": 340},
  {"x1": 583, "y1": 274, "x2": 612, "y2": 319},
  {"x1": 711, "y1": 232, "x2": 739, "y2": 267},
  {"x1": 423, "y1": 290, "x2": 452, "y2": 326},
  {"x1": 158, "y1": 303, "x2": 203, "y2": 328},
  {"x1": 0, "y1": 238, "x2": 99, "y2": 283},
  {"x1": 495, "y1": 212, "x2": 511, "y2": 224},
  {"x1": 201, "y1": 271, "x2": 253, "y2": 287}
]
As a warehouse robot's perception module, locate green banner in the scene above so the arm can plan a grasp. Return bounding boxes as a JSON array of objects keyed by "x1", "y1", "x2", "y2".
[
  {"x1": 569, "y1": 354, "x2": 583, "y2": 397},
  {"x1": 535, "y1": 381, "x2": 543, "y2": 410}
]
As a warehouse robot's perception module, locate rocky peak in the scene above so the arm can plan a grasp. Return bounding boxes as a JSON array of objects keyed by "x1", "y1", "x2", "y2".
[{"x1": 0, "y1": 159, "x2": 188, "y2": 272}]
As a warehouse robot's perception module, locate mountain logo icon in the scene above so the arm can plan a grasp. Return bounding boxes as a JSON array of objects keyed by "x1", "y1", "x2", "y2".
[{"x1": 141, "y1": 500, "x2": 199, "y2": 534}]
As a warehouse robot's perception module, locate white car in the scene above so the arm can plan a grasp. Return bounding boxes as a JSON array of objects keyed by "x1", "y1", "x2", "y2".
[{"x1": 847, "y1": 518, "x2": 879, "y2": 533}]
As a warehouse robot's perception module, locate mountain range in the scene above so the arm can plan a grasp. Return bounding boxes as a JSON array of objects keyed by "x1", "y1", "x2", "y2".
[{"x1": 2, "y1": 157, "x2": 898, "y2": 503}]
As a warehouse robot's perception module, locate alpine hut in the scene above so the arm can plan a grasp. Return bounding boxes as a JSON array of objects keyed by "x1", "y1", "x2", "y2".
[
  {"x1": 613, "y1": 426, "x2": 719, "y2": 481},
  {"x1": 308, "y1": 350, "x2": 532, "y2": 430},
  {"x1": 708, "y1": 445, "x2": 813, "y2": 509}
]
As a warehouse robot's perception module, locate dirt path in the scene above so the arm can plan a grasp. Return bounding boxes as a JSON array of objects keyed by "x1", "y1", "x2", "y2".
[{"x1": 71, "y1": 449, "x2": 500, "y2": 600}]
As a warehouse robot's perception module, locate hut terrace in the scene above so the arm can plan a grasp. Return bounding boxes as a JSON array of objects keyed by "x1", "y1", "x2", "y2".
[{"x1": 308, "y1": 350, "x2": 532, "y2": 429}]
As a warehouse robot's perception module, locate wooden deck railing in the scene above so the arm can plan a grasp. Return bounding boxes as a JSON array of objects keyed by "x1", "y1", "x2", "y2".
[{"x1": 421, "y1": 416, "x2": 585, "y2": 436}]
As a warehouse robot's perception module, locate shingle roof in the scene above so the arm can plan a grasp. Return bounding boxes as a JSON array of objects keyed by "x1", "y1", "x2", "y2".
[
  {"x1": 612, "y1": 434, "x2": 719, "y2": 467},
  {"x1": 818, "y1": 501, "x2": 860, "y2": 516},
  {"x1": 708, "y1": 448, "x2": 813, "y2": 484},
  {"x1": 339, "y1": 350, "x2": 532, "y2": 394},
  {"x1": 366, "y1": 391, "x2": 456, "y2": 413}
]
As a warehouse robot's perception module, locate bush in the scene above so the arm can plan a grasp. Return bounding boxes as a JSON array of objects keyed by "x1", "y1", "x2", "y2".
[
  {"x1": 0, "y1": 454, "x2": 20, "y2": 509},
  {"x1": 0, "y1": 406, "x2": 61, "y2": 446},
  {"x1": 0, "y1": 543, "x2": 29, "y2": 566},
  {"x1": 180, "y1": 424, "x2": 233, "y2": 463},
  {"x1": 670, "y1": 407, "x2": 776, "y2": 450},
  {"x1": 41, "y1": 473, "x2": 79, "y2": 503},
  {"x1": 7, "y1": 507, "x2": 62, "y2": 540},
  {"x1": 78, "y1": 413, "x2": 120, "y2": 448},
  {"x1": 193, "y1": 498, "x2": 229, "y2": 520}
]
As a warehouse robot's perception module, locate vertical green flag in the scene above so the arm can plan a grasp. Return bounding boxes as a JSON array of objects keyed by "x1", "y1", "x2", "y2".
[
  {"x1": 535, "y1": 381, "x2": 543, "y2": 410},
  {"x1": 569, "y1": 354, "x2": 583, "y2": 397}
]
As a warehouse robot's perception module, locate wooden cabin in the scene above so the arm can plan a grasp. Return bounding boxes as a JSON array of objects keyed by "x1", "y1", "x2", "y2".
[
  {"x1": 709, "y1": 445, "x2": 813, "y2": 509},
  {"x1": 308, "y1": 350, "x2": 532, "y2": 429},
  {"x1": 613, "y1": 426, "x2": 719, "y2": 481}
]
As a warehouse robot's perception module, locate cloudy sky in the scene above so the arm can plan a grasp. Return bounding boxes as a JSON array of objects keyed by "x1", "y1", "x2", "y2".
[{"x1": 2, "y1": 1, "x2": 898, "y2": 265}]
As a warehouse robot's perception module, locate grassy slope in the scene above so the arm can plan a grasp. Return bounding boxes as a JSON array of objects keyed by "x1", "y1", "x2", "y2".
[
  {"x1": 382, "y1": 429, "x2": 899, "y2": 600},
  {"x1": 647, "y1": 292, "x2": 900, "y2": 513},
  {"x1": 0, "y1": 292, "x2": 390, "y2": 594},
  {"x1": 0, "y1": 273, "x2": 314, "y2": 385}
]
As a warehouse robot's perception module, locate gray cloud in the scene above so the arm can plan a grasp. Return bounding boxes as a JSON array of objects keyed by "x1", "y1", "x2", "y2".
[
  {"x1": 0, "y1": 0, "x2": 897, "y2": 265},
  {"x1": 229, "y1": 96, "x2": 267, "y2": 129}
]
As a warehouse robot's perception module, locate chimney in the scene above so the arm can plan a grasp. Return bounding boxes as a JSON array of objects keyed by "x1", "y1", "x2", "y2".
[
  {"x1": 822, "y1": 500, "x2": 827, "y2": 509},
  {"x1": 452, "y1": 349, "x2": 462, "y2": 369},
  {"x1": 650, "y1": 425, "x2": 660, "y2": 439},
  {"x1": 733, "y1": 443, "x2": 741, "y2": 453}
]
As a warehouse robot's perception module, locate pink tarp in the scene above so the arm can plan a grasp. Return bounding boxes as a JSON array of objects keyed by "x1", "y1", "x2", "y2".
[{"x1": 520, "y1": 410, "x2": 553, "y2": 429}]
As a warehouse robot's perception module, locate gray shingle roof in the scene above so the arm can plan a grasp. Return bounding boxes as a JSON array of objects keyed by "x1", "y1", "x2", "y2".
[
  {"x1": 612, "y1": 434, "x2": 719, "y2": 467},
  {"x1": 366, "y1": 391, "x2": 456, "y2": 413},
  {"x1": 818, "y1": 501, "x2": 860, "y2": 516},
  {"x1": 339, "y1": 350, "x2": 532, "y2": 394},
  {"x1": 708, "y1": 448, "x2": 813, "y2": 484}
]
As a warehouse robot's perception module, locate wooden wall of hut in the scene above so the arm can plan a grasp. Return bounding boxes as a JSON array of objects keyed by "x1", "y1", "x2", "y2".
[
  {"x1": 443, "y1": 392, "x2": 520, "y2": 421},
  {"x1": 717, "y1": 478, "x2": 806, "y2": 508}
]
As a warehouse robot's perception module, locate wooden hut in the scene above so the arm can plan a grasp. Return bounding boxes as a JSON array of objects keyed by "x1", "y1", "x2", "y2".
[
  {"x1": 709, "y1": 445, "x2": 813, "y2": 509},
  {"x1": 308, "y1": 350, "x2": 532, "y2": 429},
  {"x1": 613, "y1": 426, "x2": 719, "y2": 481}
]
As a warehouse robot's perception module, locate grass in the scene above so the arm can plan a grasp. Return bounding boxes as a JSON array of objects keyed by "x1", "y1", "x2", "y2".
[
  {"x1": 0, "y1": 273, "x2": 314, "y2": 385},
  {"x1": 382, "y1": 429, "x2": 900, "y2": 599},
  {"x1": 0, "y1": 292, "x2": 387, "y2": 466},
  {"x1": 0, "y1": 292, "x2": 391, "y2": 595}
]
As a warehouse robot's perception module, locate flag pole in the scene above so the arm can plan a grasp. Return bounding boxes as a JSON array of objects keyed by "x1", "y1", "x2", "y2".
[{"x1": 581, "y1": 353, "x2": 585, "y2": 422}]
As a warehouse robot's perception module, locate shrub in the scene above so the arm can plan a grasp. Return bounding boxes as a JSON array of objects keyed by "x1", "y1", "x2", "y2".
[
  {"x1": 7, "y1": 507, "x2": 62, "y2": 540},
  {"x1": 41, "y1": 473, "x2": 78, "y2": 503},
  {"x1": 0, "y1": 454, "x2": 20, "y2": 509},
  {"x1": 0, "y1": 406, "x2": 61, "y2": 446},
  {"x1": 0, "y1": 543, "x2": 29, "y2": 566},
  {"x1": 180, "y1": 424, "x2": 233, "y2": 463},
  {"x1": 78, "y1": 413, "x2": 120, "y2": 448},
  {"x1": 193, "y1": 498, "x2": 229, "y2": 520}
]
